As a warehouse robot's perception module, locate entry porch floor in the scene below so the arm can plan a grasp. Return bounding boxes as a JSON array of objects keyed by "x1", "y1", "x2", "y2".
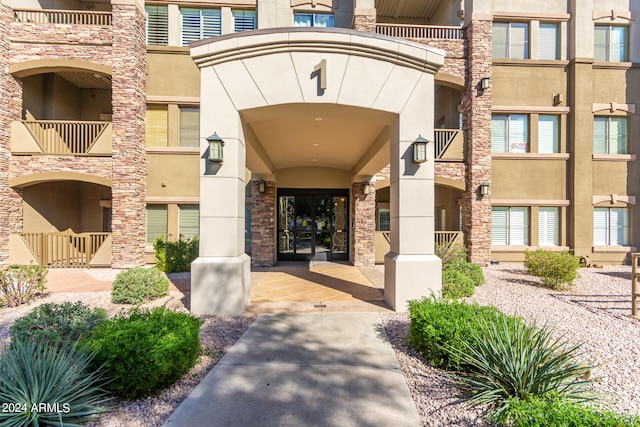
[{"x1": 246, "y1": 261, "x2": 392, "y2": 314}]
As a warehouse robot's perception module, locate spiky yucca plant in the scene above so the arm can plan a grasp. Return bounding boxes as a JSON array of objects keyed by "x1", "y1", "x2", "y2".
[
  {"x1": 447, "y1": 314, "x2": 595, "y2": 418},
  {"x1": 0, "y1": 338, "x2": 112, "y2": 427}
]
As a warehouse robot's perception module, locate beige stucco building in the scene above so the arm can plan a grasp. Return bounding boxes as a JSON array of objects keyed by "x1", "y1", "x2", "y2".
[{"x1": 0, "y1": 0, "x2": 638, "y2": 314}]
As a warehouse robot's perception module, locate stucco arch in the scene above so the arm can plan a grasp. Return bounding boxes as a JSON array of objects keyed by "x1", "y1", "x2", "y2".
[
  {"x1": 435, "y1": 176, "x2": 465, "y2": 191},
  {"x1": 190, "y1": 28, "x2": 445, "y2": 315},
  {"x1": 10, "y1": 172, "x2": 112, "y2": 189},
  {"x1": 435, "y1": 71, "x2": 465, "y2": 91},
  {"x1": 9, "y1": 59, "x2": 112, "y2": 78}
]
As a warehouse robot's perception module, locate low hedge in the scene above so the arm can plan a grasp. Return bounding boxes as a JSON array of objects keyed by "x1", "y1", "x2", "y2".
[{"x1": 111, "y1": 267, "x2": 169, "y2": 305}]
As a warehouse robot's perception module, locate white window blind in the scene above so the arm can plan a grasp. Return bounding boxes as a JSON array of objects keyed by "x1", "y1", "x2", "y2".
[
  {"x1": 179, "y1": 107, "x2": 200, "y2": 147},
  {"x1": 594, "y1": 207, "x2": 629, "y2": 246},
  {"x1": 509, "y1": 115, "x2": 528, "y2": 153},
  {"x1": 538, "y1": 115, "x2": 558, "y2": 153},
  {"x1": 593, "y1": 208, "x2": 608, "y2": 246},
  {"x1": 594, "y1": 117, "x2": 628, "y2": 154},
  {"x1": 233, "y1": 10, "x2": 256, "y2": 32},
  {"x1": 492, "y1": 207, "x2": 508, "y2": 245},
  {"x1": 538, "y1": 207, "x2": 559, "y2": 246},
  {"x1": 595, "y1": 26, "x2": 628, "y2": 62},
  {"x1": 510, "y1": 23, "x2": 529, "y2": 59},
  {"x1": 611, "y1": 117, "x2": 628, "y2": 154},
  {"x1": 509, "y1": 207, "x2": 528, "y2": 245},
  {"x1": 145, "y1": 5, "x2": 168, "y2": 46},
  {"x1": 539, "y1": 23, "x2": 558, "y2": 60},
  {"x1": 492, "y1": 115, "x2": 508, "y2": 152},
  {"x1": 146, "y1": 105, "x2": 168, "y2": 147},
  {"x1": 179, "y1": 205, "x2": 199, "y2": 240},
  {"x1": 181, "y1": 8, "x2": 221, "y2": 46},
  {"x1": 492, "y1": 23, "x2": 509, "y2": 59},
  {"x1": 147, "y1": 205, "x2": 168, "y2": 245},
  {"x1": 378, "y1": 208, "x2": 390, "y2": 231},
  {"x1": 610, "y1": 26, "x2": 627, "y2": 62}
]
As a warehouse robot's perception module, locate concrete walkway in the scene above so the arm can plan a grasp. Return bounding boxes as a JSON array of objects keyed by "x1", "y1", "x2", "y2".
[{"x1": 164, "y1": 312, "x2": 421, "y2": 427}]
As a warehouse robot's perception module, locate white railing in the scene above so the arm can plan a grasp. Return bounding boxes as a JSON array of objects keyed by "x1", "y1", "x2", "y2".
[
  {"x1": 13, "y1": 9, "x2": 112, "y2": 26},
  {"x1": 21, "y1": 120, "x2": 109, "y2": 155},
  {"x1": 376, "y1": 23, "x2": 464, "y2": 40}
]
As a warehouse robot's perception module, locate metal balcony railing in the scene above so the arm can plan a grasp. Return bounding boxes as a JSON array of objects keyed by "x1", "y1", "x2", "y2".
[
  {"x1": 19, "y1": 230, "x2": 110, "y2": 268},
  {"x1": 21, "y1": 120, "x2": 110, "y2": 155},
  {"x1": 376, "y1": 23, "x2": 464, "y2": 40},
  {"x1": 13, "y1": 8, "x2": 112, "y2": 26},
  {"x1": 434, "y1": 129, "x2": 464, "y2": 161}
]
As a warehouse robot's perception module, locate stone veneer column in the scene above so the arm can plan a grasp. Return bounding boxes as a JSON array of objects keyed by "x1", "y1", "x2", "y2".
[
  {"x1": 110, "y1": 0, "x2": 147, "y2": 268},
  {"x1": 351, "y1": 181, "x2": 375, "y2": 267},
  {"x1": 251, "y1": 181, "x2": 276, "y2": 267},
  {"x1": 461, "y1": 19, "x2": 492, "y2": 265},
  {"x1": 0, "y1": 3, "x2": 23, "y2": 267},
  {"x1": 353, "y1": 0, "x2": 376, "y2": 32}
]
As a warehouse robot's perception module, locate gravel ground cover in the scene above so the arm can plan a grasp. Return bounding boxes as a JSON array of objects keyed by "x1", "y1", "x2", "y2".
[
  {"x1": 1, "y1": 264, "x2": 639, "y2": 426},
  {"x1": 381, "y1": 263, "x2": 640, "y2": 426}
]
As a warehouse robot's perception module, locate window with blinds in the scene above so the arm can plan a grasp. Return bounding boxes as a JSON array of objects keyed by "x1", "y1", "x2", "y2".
[
  {"x1": 538, "y1": 115, "x2": 559, "y2": 153},
  {"x1": 595, "y1": 25, "x2": 628, "y2": 62},
  {"x1": 492, "y1": 114, "x2": 528, "y2": 153},
  {"x1": 538, "y1": 207, "x2": 559, "y2": 246},
  {"x1": 492, "y1": 207, "x2": 529, "y2": 246},
  {"x1": 181, "y1": 8, "x2": 222, "y2": 46},
  {"x1": 145, "y1": 5, "x2": 168, "y2": 46},
  {"x1": 179, "y1": 205, "x2": 199, "y2": 240},
  {"x1": 594, "y1": 207, "x2": 629, "y2": 246},
  {"x1": 594, "y1": 116, "x2": 628, "y2": 154},
  {"x1": 179, "y1": 107, "x2": 200, "y2": 147},
  {"x1": 146, "y1": 105, "x2": 168, "y2": 147},
  {"x1": 377, "y1": 208, "x2": 390, "y2": 231},
  {"x1": 233, "y1": 9, "x2": 256, "y2": 32},
  {"x1": 147, "y1": 205, "x2": 168, "y2": 245},
  {"x1": 539, "y1": 23, "x2": 559, "y2": 60},
  {"x1": 493, "y1": 22, "x2": 529, "y2": 59}
]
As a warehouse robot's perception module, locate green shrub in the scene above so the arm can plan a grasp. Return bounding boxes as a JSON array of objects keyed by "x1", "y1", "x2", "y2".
[
  {"x1": 83, "y1": 307, "x2": 202, "y2": 398},
  {"x1": 447, "y1": 314, "x2": 594, "y2": 419},
  {"x1": 154, "y1": 237, "x2": 199, "y2": 273},
  {"x1": 408, "y1": 297, "x2": 520, "y2": 372},
  {"x1": 0, "y1": 264, "x2": 47, "y2": 308},
  {"x1": 492, "y1": 395, "x2": 640, "y2": 427},
  {"x1": 524, "y1": 249, "x2": 580, "y2": 290},
  {"x1": 435, "y1": 241, "x2": 467, "y2": 266},
  {"x1": 10, "y1": 301, "x2": 106, "y2": 345},
  {"x1": 447, "y1": 260, "x2": 485, "y2": 286},
  {"x1": 442, "y1": 269, "x2": 475, "y2": 299},
  {"x1": 0, "y1": 338, "x2": 111, "y2": 426},
  {"x1": 111, "y1": 267, "x2": 169, "y2": 304}
]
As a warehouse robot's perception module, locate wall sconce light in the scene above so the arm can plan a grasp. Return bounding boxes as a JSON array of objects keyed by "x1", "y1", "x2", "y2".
[
  {"x1": 363, "y1": 181, "x2": 371, "y2": 195},
  {"x1": 479, "y1": 182, "x2": 490, "y2": 196},
  {"x1": 412, "y1": 135, "x2": 430, "y2": 163},
  {"x1": 258, "y1": 180, "x2": 266, "y2": 194},
  {"x1": 480, "y1": 76, "x2": 491, "y2": 90},
  {"x1": 206, "y1": 132, "x2": 224, "y2": 162}
]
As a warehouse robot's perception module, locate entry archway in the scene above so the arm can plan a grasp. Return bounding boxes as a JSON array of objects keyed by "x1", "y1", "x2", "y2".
[{"x1": 190, "y1": 28, "x2": 445, "y2": 314}]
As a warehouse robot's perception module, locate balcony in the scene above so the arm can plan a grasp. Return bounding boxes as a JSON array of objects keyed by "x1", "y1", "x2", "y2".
[
  {"x1": 11, "y1": 120, "x2": 112, "y2": 156},
  {"x1": 376, "y1": 23, "x2": 464, "y2": 40},
  {"x1": 434, "y1": 129, "x2": 464, "y2": 162},
  {"x1": 14, "y1": 230, "x2": 111, "y2": 268},
  {"x1": 13, "y1": 8, "x2": 112, "y2": 26},
  {"x1": 375, "y1": 231, "x2": 465, "y2": 263}
]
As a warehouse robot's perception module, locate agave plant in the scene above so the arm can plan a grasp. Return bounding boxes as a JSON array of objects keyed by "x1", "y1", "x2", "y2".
[
  {"x1": 0, "y1": 338, "x2": 112, "y2": 427},
  {"x1": 446, "y1": 313, "x2": 596, "y2": 418}
]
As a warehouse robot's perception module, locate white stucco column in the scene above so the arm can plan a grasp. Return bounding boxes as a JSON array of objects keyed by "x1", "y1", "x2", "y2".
[
  {"x1": 384, "y1": 72, "x2": 442, "y2": 311},
  {"x1": 190, "y1": 66, "x2": 251, "y2": 316}
]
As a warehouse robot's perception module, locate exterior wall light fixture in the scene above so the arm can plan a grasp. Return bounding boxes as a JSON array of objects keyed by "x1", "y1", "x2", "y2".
[
  {"x1": 479, "y1": 182, "x2": 490, "y2": 196},
  {"x1": 207, "y1": 132, "x2": 224, "y2": 162},
  {"x1": 480, "y1": 76, "x2": 491, "y2": 90},
  {"x1": 412, "y1": 135, "x2": 430, "y2": 163},
  {"x1": 363, "y1": 181, "x2": 371, "y2": 195},
  {"x1": 258, "y1": 180, "x2": 266, "y2": 193}
]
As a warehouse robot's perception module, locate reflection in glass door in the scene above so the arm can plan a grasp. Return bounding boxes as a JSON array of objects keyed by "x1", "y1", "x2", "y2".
[{"x1": 277, "y1": 189, "x2": 349, "y2": 261}]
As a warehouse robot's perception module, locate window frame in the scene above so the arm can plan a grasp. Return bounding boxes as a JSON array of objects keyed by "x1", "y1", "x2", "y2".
[
  {"x1": 232, "y1": 9, "x2": 256, "y2": 32},
  {"x1": 593, "y1": 116, "x2": 629, "y2": 154},
  {"x1": 377, "y1": 208, "x2": 390, "y2": 232},
  {"x1": 145, "y1": 5, "x2": 168, "y2": 46},
  {"x1": 538, "y1": 207, "x2": 560, "y2": 246},
  {"x1": 492, "y1": 207, "x2": 530, "y2": 246},
  {"x1": 179, "y1": 205, "x2": 200, "y2": 240},
  {"x1": 180, "y1": 7, "x2": 222, "y2": 46},
  {"x1": 293, "y1": 12, "x2": 335, "y2": 28},
  {"x1": 179, "y1": 106, "x2": 200, "y2": 148},
  {"x1": 594, "y1": 25, "x2": 629, "y2": 62},
  {"x1": 538, "y1": 115, "x2": 559, "y2": 153},
  {"x1": 538, "y1": 22, "x2": 559, "y2": 60},
  {"x1": 491, "y1": 114, "x2": 529, "y2": 153},
  {"x1": 593, "y1": 207, "x2": 630, "y2": 246},
  {"x1": 146, "y1": 205, "x2": 168, "y2": 245},
  {"x1": 493, "y1": 21, "x2": 530, "y2": 60}
]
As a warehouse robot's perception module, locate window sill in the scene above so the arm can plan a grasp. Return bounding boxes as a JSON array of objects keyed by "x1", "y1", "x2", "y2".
[
  {"x1": 146, "y1": 147, "x2": 200, "y2": 154},
  {"x1": 492, "y1": 59, "x2": 570, "y2": 67},
  {"x1": 492, "y1": 153, "x2": 570, "y2": 160},
  {"x1": 491, "y1": 246, "x2": 531, "y2": 252},
  {"x1": 592, "y1": 61, "x2": 632, "y2": 70},
  {"x1": 592, "y1": 154, "x2": 636, "y2": 161},
  {"x1": 147, "y1": 46, "x2": 191, "y2": 54},
  {"x1": 592, "y1": 246, "x2": 637, "y2": 253}
]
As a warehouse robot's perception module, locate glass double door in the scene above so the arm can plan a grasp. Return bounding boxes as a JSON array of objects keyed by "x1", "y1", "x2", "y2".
[{"x1": 278, "y1": 189, "x2": 349, "y2": 261}]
